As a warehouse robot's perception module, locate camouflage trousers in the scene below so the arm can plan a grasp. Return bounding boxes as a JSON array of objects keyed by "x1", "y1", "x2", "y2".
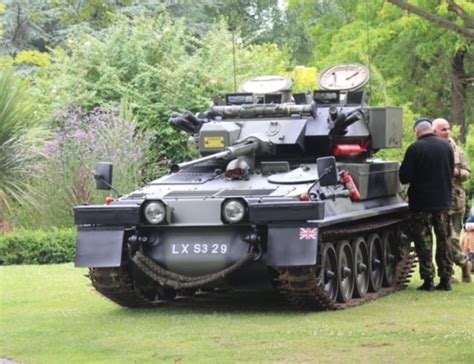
[
  {"x1": 446, "y1": 212, "x2": 469, "y2": 274},
  {"x1": 409, "y1": 211, "x2": 451, "y2": 280}
]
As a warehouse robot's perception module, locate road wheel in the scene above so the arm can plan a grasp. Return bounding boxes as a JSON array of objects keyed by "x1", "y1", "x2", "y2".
[
  {"x1": 319, "y1": 243, "x2": 338, "y2": 302},
  {"x1": 367, "y1": 233, "x2": 383, "y2": 292},
  {"x1": 141, "y1": 286, "x2": 177, "y2": 302},
  {"x1": 336, "y1": 240, "x2": 354, "y2": 303},
  {"x1": 382, "y1": 230, "x2": 397, "y2": 287},
  {"x1": 352, "y1": 236, "x2": 369, "y2": 298}
]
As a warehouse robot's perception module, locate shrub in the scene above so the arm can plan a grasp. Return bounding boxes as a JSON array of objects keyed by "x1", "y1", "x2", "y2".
[
  {"x1": 9, "y1": 106, "x2": 152, "y2": 229},
  {"x1": 14, "y1": 50, "x2": 51, "y2": 67},
  {"x1": 0, "y1": 67, "x2": 47, "y2": 227},
  {"x1": 0, "y1": 228, "x2": 76, "y2": 265}
]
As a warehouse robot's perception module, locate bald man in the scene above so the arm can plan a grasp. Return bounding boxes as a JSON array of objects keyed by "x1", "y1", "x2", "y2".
[
  {"x1": 400, "y1": 118, "x2": 454, "y2": 291},
  {"x1": 432, "y1": 118, "x2": 472, "y2": 283}
]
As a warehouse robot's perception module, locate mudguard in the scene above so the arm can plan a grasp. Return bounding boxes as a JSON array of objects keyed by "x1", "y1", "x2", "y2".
[
  {"x1": 265, "y1": 224, "x2": 318, "y2": 266},
  {"x1": 74, "y1": 204, "x2": 141, "y2": 225},
  {"x1": 75, "y1": 226, "x2": 124, "y2": 268}
]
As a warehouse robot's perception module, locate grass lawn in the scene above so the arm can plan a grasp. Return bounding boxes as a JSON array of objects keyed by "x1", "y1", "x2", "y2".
[{"x1": 1, "y1": 263, "x2": 473, "y2": 363}]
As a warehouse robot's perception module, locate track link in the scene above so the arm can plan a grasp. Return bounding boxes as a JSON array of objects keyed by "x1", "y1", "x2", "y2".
[
  {"x1": 88, "y1": 266, "x2": 160, "y2": 308},
  {"x1": 275, "y1": 218, "x2": 417, "y2": 310}
]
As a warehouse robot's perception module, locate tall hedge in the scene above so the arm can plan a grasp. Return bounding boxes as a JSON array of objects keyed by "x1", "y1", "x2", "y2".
[
  {"x1": 30, "y1": 16, "x2": 290, "y2": 164},
  {"x1": 0, "y1": 228, "x2": 76, "y2": 265}
]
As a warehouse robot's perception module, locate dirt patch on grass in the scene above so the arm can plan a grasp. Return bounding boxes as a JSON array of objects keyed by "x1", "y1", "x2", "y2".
[{"x1": 360, "y1": 342, "x2": 393, "y2": 348}]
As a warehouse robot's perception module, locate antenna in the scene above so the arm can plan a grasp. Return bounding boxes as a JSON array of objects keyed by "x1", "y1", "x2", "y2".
[
  {"x1": 365, "y1": 0, "x2": 372, "y2": 101},
  {"x1": 229, "y1": 0, "x2": 238, "y2": 92},
  {"x1": 229, "y1": 24, "x2": 237, "y2": 92}
]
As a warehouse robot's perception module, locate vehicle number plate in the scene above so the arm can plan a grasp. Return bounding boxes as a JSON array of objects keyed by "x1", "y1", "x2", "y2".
[{"x1": 171, "y1": 243, "x2": 228, "y2": 255}]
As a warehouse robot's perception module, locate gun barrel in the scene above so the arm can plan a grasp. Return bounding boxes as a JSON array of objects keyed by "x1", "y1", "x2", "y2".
[
  {"x1": 209, "y1": 104, "x2": 312, "y2": 119},
  {"x1": 172, "y1": 140, "x2": 259, "y2": 172},
  {"x1": 174, "y1": 150, "x2": 229, "y2": 171},
  {"x1": 226, "y1": 140, "x2": 259, "y2": 158}
]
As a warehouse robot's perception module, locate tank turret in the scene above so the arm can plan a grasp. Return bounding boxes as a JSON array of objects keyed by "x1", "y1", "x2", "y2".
[
  {"x1": 73, "y1": 64, "x2": 414, "y2": 310},
  {"x1": 167, "y1": 68, "x2": 403, "y2": 199}
]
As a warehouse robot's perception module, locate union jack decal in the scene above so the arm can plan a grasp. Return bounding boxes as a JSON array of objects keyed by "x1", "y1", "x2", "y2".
[{"x1": 299, "y1": 227, "x2": 318, "y2": 240}]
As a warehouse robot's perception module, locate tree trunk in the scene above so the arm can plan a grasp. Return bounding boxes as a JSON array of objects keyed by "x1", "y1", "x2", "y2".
[
  {"x1": 451, "y1": 48, "x2": 468, "y2": 143},
  {"x1": 12, "y1": 3, "x2": 29, "y2": 48}
]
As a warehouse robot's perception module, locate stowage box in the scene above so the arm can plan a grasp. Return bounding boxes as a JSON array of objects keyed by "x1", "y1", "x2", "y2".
[
  {"x1": 340, "y1": 161, "x2": 402, "y2": 200},
  {"x1": 368, "y1": 107, "x2": 403, "y2": 149}
]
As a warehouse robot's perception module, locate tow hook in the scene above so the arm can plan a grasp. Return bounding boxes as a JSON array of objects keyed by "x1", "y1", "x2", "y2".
[
  {"x1": 242, "y1": 230, "x2": 262, "y2": 260},
  {"x1": 128, "y1": 234, "x2": 159, "y2": 246}
]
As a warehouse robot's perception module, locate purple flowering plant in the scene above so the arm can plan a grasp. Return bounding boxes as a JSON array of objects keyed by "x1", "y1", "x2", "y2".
[{"x1": 37, "y1": 106, "x2": 153, "y2": 226}]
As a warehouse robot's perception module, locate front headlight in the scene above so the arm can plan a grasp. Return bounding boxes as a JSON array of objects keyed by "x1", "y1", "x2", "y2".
[
  {"x1": 144, "y1": 201, "x2": 166, "y2": 224},
  {"x1": 222, "y1": 199, "x2": 246, "y2": 223}
]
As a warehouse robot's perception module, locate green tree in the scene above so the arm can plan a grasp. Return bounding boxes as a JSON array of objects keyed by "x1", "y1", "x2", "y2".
[
  {"x1": 111, "y1": 0, "x2": 286, "y2": 44},
  {"x1": 284, "y1": 0, "x2": 357, "y2": 65},
  {"x1": 1, "y1": 0, "x2": 285, "y2": 57},
  {"x1": 386, "y1": 0, "x2": 473, "y2": 142},
  {"x1": 0, "y1": 0, "x2": 121, "y2": 56}
]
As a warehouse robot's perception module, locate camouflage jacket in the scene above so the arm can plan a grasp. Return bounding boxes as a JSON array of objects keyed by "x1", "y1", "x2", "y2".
[{"x1": 449, "y1": 138, "x2": 471, "y2": 214}]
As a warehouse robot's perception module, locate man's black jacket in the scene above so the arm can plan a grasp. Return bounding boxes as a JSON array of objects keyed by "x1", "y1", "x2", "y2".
[{"x1": 399, "y1": 133, "x2": 454, "y2": 212}]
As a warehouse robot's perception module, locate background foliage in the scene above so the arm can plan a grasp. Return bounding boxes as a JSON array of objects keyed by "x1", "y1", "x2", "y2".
[
  {"x1": 0, "y1": 67, "x2": 46, "y2": 228},
  {"x1": 0, "y1": 0, "x2": 473, "y2": 229},
  {"x1": 9, "y1": 105, "x2": 152, "y2": 228},
  {"x1": 30, "y1": 16, "x2": 289, "y2": 164}
]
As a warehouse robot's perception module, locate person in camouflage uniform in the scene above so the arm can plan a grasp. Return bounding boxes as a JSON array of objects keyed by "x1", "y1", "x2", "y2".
[
  {"x1": 399, "y1": 118, "x2": 454, "y2": 291},
  {"x1": 432, "y1": 118, "x2": 472, "y2": 283},
  {"x1": 409, "y1": 211, "x2": 450, "y2": 283}
]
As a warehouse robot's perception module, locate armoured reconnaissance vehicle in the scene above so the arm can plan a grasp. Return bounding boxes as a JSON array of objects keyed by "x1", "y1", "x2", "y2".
[{"x1": 74, "y1": 64, "x2": 415, "y2": 310}]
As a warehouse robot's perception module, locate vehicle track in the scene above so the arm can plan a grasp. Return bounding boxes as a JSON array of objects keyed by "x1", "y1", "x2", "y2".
[
  {"x1": 88, "y1": 217, "x2": 416, "y2": 310},
  {"x1": 276, "y1": 218, "x2": 416, "y2": 310}
]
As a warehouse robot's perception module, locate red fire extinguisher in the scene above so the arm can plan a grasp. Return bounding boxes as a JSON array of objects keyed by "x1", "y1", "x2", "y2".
[{"x1": 340, "y1": 170, "x2": 361, "y2": 201}]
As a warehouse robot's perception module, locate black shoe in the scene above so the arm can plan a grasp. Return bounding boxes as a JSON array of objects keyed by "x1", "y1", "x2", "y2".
[
  {"x1": 417, "y1": 279, "x2": 435, "y2": 291},
  {"x1": 435, "y1": 278, "x2": 452, "y2": 291}
]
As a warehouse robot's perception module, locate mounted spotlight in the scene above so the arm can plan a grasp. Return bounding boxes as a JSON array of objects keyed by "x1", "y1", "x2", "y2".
[
  {"x1": 221, "y1": 199, "x2": 247, "y2": 224},
  {"x1": 143, "y1": 201, "x2": 167, "y2": 225}
]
